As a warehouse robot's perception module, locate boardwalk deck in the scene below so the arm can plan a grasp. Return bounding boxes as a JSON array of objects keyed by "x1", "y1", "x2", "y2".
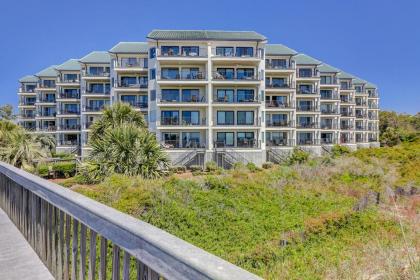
[{"x1": 0, "y1": 208, "x2": 53, "y2": 280}]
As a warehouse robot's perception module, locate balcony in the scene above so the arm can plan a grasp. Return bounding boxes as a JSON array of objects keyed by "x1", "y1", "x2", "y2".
[
  {"x1": 38, "y1": 97, "x2": 56, "y2": 103},
  {"x1": 296, "y1": 122, "x2": 319, "y2": 129},
  {"x1": 115, "y1": 58, "x2": 148, "y2": 70},
  {"x1": 159, "y1": 94, "x2": 206, "y2": 104},
  {"x1": 266, "y1": 120, "x2": 294, "y2": 128},
  {"x1": 20, "y1": 112, "x2": 35, "y2": 118},
  {"x1": 341, "y1": 111, "x2": 353, "y2": 117},
  {"x1": 37, "y1": 112, "x2": 56, "y2": 118},
  {"x1": 213, "y1": 94, "x2": 258, "y2": 104},
  {"x1": 39, "y1": 126, "x2": 56, "y2": 132},
  {"x1": 296, "y1": 70, "x2": 320, "y2": 79},
  {"x1": 37, "y1": 83, "x2": 56, "y2": 89},
  {"x1": 356, "y1": 101, "x2": 367, "y2": 106},
  {"x1": 161, "y1": 140, "x2": 205, "y2": 149},
  {"x1": 83, "y1": 106, "x2": 107, "y2": 112},
  {"x1": 369, "y1": 137, "x2": 378, "y2": 142},
  {"x1": 368, "y1": 104, "x2": 379, "y2": 109},
  {"x1": 355, "y1": 112, "x2": 367, "y2": 118},
  {"x1": 84, "y1": 89, "x2": 110, "y2": 95},
  {"x1": 265, "y1": 100, "x2": 293, "y2": 109},
  {"x1": 340, "y1": 98, "x2": 354, "y2": 104},
  {"x1": 116, "y1": 82, "x2": 148, "y2": 89},
  {"x1": 58, "y1": 109, "x2": 80, "y2": 115},
  {"x1": 341, "y1": 124, "x2": 354, "y2": 130},
  {"x1": 297, "y1": 138, "x2": 320, "y2": 145},
  {"x1": 60, "y1": 124, "x2": 81, "y2": 131},
  {"x1": 122, "y1": 102, "x2": 148, "y2": 109},
  {"x1": 296, "y1": 105, "x2": 318, "y2": 112},
  {"x1": 82, "y1": 70, "x2": 110, "y2": 78},
  {"x1": 368, "y1": 92, "x2": 379, "y2": 98},
  {"x1": 212, "y1": 47, "x2": 261, "y2": 59},
  {"x1": 58, "y1": 140, "x2": 79, "y2": 146},
  {"x1": 158, "y1": 71, "x2": 206, "y2": 81},
  {"x1": 212, "y1": 71, "x2": 259, "y2": 82},
  {"x1": 321, "y1": 123, "x2": 338, "y2": 130},
  {"x1": 320, "y1": 78, "x2": 338, "y2": 85},
  {"x1": 158, "y1": 47, "x2": 208, "y2": 58},
  {"x1": 160, "y1": 118, "x2": 206, "y2": 126},
  {"x1": 265, "y1": 83, "x2": 294, "y2": 90},
  {"x1": 321, "y1": 108, "x2": 339, "y2": 115},
  {"x1": 19, "y1": 101, "x2": 36, "y2": 106},
  {"x1": 340, "y1": 84, "x2": 353, "y2": 90},
  {"x1": 355, "y1": 126, "x2": 367, "y2": 131},
  {"x1": 59, "y1": 92, "x2": 80, "y2": 99},
  {"x1": 214, "y1": 140, "x2": 260, "y2": 149},
  {"x1": 296, "y1": 89, "x2": 318, "y2": 95},
  {"x1": 18, "y1": 87, "x2": 36, "y2": 93},
  {"x1": 266, "y1": 63, "x2": 295, "y2": 71},
  {"x1": 57, "y1": 77, "x2": 80, "y2": 84},
  {"x1": 321, "y1": 138, "x2": 338, "y2": 145},
  {"x1": 266, "y1": 139, "x2": 294, "y2": 147},
  {"x1": 320, "y1": 92, "x2": 340, "y2": 100}
]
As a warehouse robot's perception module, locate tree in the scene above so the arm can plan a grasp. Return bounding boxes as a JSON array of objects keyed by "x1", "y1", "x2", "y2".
[
  {"x1": 379, "y1": 111, "x2": 419, "y2": 146},
  {"x1": 0, "y1": 104, "x2": 15, "y2": 120},
  {"x1": 0, "y1": 121, "x2": 52, "y2": 169},
  {"x1": 87, "y1": 104, "x2": 168, "y2": 179}
]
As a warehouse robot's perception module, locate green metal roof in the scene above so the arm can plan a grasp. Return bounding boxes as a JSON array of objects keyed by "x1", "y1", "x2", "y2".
[
  {"x1": 293, "y1": 54, "x2": 321, "y2": 65},
  {"x1": 109, "y1": 42, "x2": 148, "y2": 53},
  {"x1": 265, "y1": 44, "x2": 297, "y2": 56},
  {"x1": 353, "y1": 77, "x2": 367, "y2": 84},
  {"x1": 19, "y1": 75, "x2": 38, "y2": 83},
  {"x1": 55, "y1": 59, "x2": 81, "y2": 71},
  {"x1": 36, "y1": 65, "x2": 58, "y2": 77},
  {"x1": 365, "y1": 82, "x2": 377, "y2": 88},
  {"x1": 337, "y1": 71, "x2": 355, "y2": 79},
  {"x1": 317, "y1": 63, "x2": 340, "y2": 73},
  {"x1": 147, "y1": 30, "x2": 267, "y2": 41},
  {"x1": 79, "y1": 51, "x2": 111, "y2": 64}
]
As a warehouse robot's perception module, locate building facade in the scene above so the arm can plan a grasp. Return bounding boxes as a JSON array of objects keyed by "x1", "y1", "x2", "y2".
[{"x1": 17, "y1": 30, "x2": 380, "y2": 166}]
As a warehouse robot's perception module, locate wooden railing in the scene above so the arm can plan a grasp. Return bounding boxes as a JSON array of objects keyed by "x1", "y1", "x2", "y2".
[{"x1": 0, "y1": 162, "x2": 261, "y2": 280}]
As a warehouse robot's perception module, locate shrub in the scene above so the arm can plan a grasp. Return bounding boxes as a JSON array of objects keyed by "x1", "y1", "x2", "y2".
[
  {"x1": 205, "y1": 161, "x2": 218, "y2": 172},
  {"x1": 288, "y1": 148, "x2": 309, "y2": 165},
  {"x1": 52, "y1": 161, "x2": 76, "y2": 178},
  {"x1": 204, "y1": 175, "x2": 229, "y2": 191},
  {"x1": 262, "y1": 162, "x2": 274, "y2": 169},
  {"x1": 331, "y1": 145, "x2": 351, "y2": 158},
  {"x1": 246, "y1": 162, "x2": 261, "y2": 172},
  {"x1": 36, "y1": 163, "x2": 49, "y2": 177},
  {"x1": 189, "y1": 165, "x2": 203, "y2": 172},
  {"x1": 170, "y1": 166, "x2": 187, "y2": 173}
]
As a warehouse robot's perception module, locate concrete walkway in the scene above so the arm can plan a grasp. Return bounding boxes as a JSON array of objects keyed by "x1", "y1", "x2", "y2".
[{"x1": 0, "y1": 208, "x2": 53, "y2": 280}]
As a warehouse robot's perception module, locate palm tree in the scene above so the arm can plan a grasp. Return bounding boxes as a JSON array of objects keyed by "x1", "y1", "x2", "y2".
[
  {"x1": 33, "y1": 133, "x2": 56, "y2": 151},
  {"x1": 89, "y1": 102, "x2": 146, "y2": 142},
  {"x1": 87, "y1": 104, "x2": 168, "y2": 179},
  {"x1": 0, "y1": 122, "x2": 50, "y2": 169}
]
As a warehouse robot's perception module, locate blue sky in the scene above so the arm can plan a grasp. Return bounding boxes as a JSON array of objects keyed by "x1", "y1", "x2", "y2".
[{"x1": 1, "y1": 0, "x2": 419, "y2": 114}]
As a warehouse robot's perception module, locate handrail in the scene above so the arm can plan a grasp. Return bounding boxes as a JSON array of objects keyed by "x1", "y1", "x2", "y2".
[{"x1": 0, "y1": 162, "x2": 261, "y2": 280}]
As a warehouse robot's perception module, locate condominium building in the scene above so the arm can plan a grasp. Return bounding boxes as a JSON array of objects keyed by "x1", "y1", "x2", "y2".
[{"x1": 17, "y1": 29, "x2": 380, "y2": 166}]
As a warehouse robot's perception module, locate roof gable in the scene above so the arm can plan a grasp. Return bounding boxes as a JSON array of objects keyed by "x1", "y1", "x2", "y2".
[
  {"x1": 265, "y1": 44, "x2": 297, "y2": 56},
  {"x1": 293, "y1": 54, "x2": 321, "y2": 65},
  {"x1": 79, "y1": 51, "x2": 110, "y2": 64},
  {"x1": 55, "y1": 59, "x2": 81, "y2": 71},
  {"x1": 109, "y1": 42, "x2": 148, "y2": 53},
  {"x1": 36, "y1": 65, "x2": 58, "y2": 77}
]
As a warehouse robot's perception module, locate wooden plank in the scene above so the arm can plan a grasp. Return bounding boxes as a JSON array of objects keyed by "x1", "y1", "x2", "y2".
[
  {"x1": 51, "y1": 206, "x2": 57, "y2": 277},
  {"x1": 137, "y1": 261, "x2": 148, "y2": 280},
  {"x1": 112, "y1": 244, "x2": 120, "y2": 280},
  {"x1": 99, "y1": 236, "x2": 107, "y2": 280},
  {"x1": 88, "y1": 230, "x2": 97, "y2": 280},
  {"x1": 40, "y1": 199, "x2": 47, "y2": 263},
  {"x1": 47, "y1": 202, "x2": 53, "y2": 270},
  {"x1": 72, "y1": 219, "x2": 79, "y2": 280},
  {"x1": 79, "y1": 223, "x2": 87, "y2": 280},
  {"x1": 64, "y1": 214, "x2": 71, "y2": 280},
  {"x1": 123, "y1": 251, "x2": 130, "y2": 280},
  {"x1": 57, "y1": 210, "x2": 64, "y2": 280}
]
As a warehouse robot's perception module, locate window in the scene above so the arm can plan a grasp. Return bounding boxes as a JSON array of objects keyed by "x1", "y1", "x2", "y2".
[
  {"x1": 63, "y1": 73, "x2": 78, "y2": 82},
  {"x1": 180, "y1": 68, "x2": 199, "y2": 79},
  {"x1": 237, "y1": 111, "x2": 254, "y2": 125},
  {"x1": 236, "y1": 89, "x2": 255, "y2": 102},
  {"x1": 121, "y1": 77, "x2": 137, "y2": 87},
  {"x1": 320, "y1": 76, "x2": 332, "y2": 84},
  {"x1": 161, "y1": 89, "x2": 179, "y2": 102},
  {"x1": 149, "y1": 69, "x2": 156, "y2": 80},
  {"x1": 340, "y1": 82, "x2": 349, "y2": 90},
  {"x1": 236, "y1": 68, "x2": 254, "y2": 79},
  {"x1": 298, "y1": 68, "x2": 312, "y2": 77},
  {"x1": 236, "y1": 47, "x2": 253, "y2": 57},
  {"x1": 149, "y1": 48, "x2": 156, "y2": 59},
  {"x1": 105, "y1": 84, "x2": 111, "y2": 94},
  {"x1": 182, "y1": 111, "x2": 200, "y2": 125},
  {"x1": 88, "y1": 99, "x2": 108, "y2": 109},
  {"x1": 90, "y1": 83, "x2": 104, "y2": 93},
  {"x1": 121, "y1": 95, "x2": 136, "y2": 105},
  {"x1": 298, "y1": 100, "x2": 312, "y2": 111},
  {"x1": 216, "y1": 47, "x2": 234, "y2": 57},
  {"x1": 181, "y1": 46, "x2": 199, "y2": 56},
  {"x1": 161, "y1": 111, "x2": 179, "y2": 125},
  {"x1": 298, "y1": 84, "x2": 313, "y2": 94},
  {"x1": 43, "y1": 80, "x2": 55, "y2": 88},
  {"x1": 182, "y1": 89, "x2": 200, "y2": 102},
  {"x1": 272, "y1": 77, "x2": 286, "y2": 87},
  {"x1": 320, "y1": 89, "x2": 332, "y2": 99},
  {"x1": 271, "y1": 59, "x2": 287, "y2": 69},
  {"x1": 182, "y1": 132, "x2": 201, "y2": 148},
  {"x1": 88, "y1": 67, "x2": 108, "y2": 76},
  {"x1": 216, "y1": 68, "x2": 234, "y2": 79},
  {"x1": 161, "y1": 46, "x2": 179, "y2": 56},
  {"x1": 217, "y1": 111, "x2": 234, "y2": 125},
  {"x1": 270, "y1": 114, "x2": 287, "y2": 126},
  {"x1": 217, "y1": 132, "x2": 234, "y2": 147},
  {"x1": 237, "y1": 132, "x2": 255, "y2": 147},
  {"x1": 138, "y1": 95, "x2": 148, "y2": 107},
  {"x1": 216, "y1": 89, "x2": 234, "y2": 102},
  {"x1": 161, "y1": 68, "x2": 179, "y2": 79},
  {"x1": 267, "y1": 132, "x2": 287, "y2": 146},
  {"x1": 162, "y1": 132, "x2": 179, "y2": 148},
  {"x1": 355, "y1": 85, "x2": 362, "y2": 93}
]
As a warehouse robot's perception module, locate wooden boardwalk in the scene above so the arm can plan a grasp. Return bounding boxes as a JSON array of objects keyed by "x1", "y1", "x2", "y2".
[{"x1": 0, "y1": 208, "x2": 53, "y2": 280}]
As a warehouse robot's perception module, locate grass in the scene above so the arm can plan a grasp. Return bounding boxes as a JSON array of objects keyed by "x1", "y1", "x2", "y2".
[{"x1": 64, "y1": 142, "x2": 419, "y2": 279}]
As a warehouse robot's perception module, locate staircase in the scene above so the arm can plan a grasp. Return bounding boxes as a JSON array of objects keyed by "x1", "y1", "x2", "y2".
[
  {"x1": 215, "y1": 148, "x2": 249, "y2": 169},
  {"x1": 173, "y1": 149, "x2": 205, "y2": 167},
  {"x1": 267, "y1": 149, "x2": 288, "y2": 164},
  {"x1": 321, "y1": 145, "x2": 332, "y2": 155}
]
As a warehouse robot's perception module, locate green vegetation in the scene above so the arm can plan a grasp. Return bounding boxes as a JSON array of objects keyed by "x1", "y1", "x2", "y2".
[
  {"x1": 69, "y1": 141, "x2": 419, "y2": 279},
  {"x1": 0, "y1": 120, "x2": 55, "y2": 170},
  {"x1": 86, "y1": 103, "x2": 168, "y2": 180},
  {"x1": 379, "y1": 111, "x2": 419, "y2": 146}
]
